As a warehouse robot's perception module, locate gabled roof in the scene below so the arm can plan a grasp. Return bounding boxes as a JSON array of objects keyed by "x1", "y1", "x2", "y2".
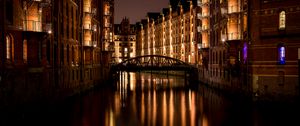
[{"x1": 147, "y1": 12, "x2": 160, "y2": 21}]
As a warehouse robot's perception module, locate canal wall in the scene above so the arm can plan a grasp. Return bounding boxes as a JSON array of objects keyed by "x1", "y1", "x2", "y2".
[
  {"x1": 197, "y1": 67, "x2": 298, "y2": 102},
  {"x1": 0, "y1": 66, "x2": 110, "y2": 109}
]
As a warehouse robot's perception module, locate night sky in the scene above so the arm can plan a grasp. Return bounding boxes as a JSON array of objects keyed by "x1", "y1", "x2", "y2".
[{"x1": 115, "y1": 0, "x2": 169, "y2": 24}]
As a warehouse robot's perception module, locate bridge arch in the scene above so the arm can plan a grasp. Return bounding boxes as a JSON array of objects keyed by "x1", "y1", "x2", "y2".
[
  {"x1": 112, "y1": 55, "x2": 196, "y2": 72},
  {"x1": 110, "y1": 55, "x2": 199, "y2": 85}
]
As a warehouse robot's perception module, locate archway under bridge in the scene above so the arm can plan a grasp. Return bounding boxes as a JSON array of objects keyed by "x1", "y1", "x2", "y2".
[{"x1": 110, "y1": 55, "x2": 199, "y2": 86}]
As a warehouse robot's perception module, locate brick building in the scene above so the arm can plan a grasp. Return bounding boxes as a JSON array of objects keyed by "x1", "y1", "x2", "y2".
[
  {"x1": 113, "y1": 17, "x2": 136, "y2": 63},
  {"x1": 248, "y1": 0, "x2": 300, "y2": 100},
  {"x1": 0, "y1": 0, "x2": 114, "y2": 106},
  {"x1": 135, "y1": 0, "x2": 300, "y2": 100},
  {"x1": 136, "y1": 0, "x2": 199, "y2": 64}
]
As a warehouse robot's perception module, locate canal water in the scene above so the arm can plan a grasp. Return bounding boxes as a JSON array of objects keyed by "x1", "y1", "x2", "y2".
[{"x1": 1, "y1": 72, "x2": 300, "y2": 126}]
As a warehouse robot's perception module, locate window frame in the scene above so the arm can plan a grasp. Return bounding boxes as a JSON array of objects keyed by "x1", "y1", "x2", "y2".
[
  {"x1": 279, "y1": 11, "x2": 286, "y2": 30},
  {"x1": 278, "y1": 43, "x2": 286, "y2": 65}
]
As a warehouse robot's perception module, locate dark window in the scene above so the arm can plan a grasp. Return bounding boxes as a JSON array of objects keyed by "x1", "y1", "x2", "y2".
[
  {"x1": 67, "y1": 4, "x2": 69, "y2": 38},
  {"x1": 54, "y1": 44, "x2": 57, "y2": 66},
  {"x1": 6, "y1": 0, "x2": 13, "y2": 24},
  {"x1": 72, "y1": 7, "x2": 74, "y2": 39},
  {"x1": 67, "y1": 45, "x2": 69, "y2": 63},
  {"x1": 61, "y1": 44, "x2": 64, "y2": 64},
  {"x1": 38, "y1": 40, "x2": 42, "y2": 63},
  {"x1": 47, "y1": 40, "x2": 51, "y2": 63},
  {"x1": 278, "y1": 71, "x2": 285, "y2": 85}
]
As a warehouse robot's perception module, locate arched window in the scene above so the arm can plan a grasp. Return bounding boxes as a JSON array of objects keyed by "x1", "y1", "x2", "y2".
[
  {"x1": 23, "y1": 40, "x2": 28, "y2": 63},
  {"x1": 278, "y1": 44, "x2": 286, "y2": 65},
  {"x1": 6, "y1": 35, "x2": 13, "y2": 60},
  {"x1": 6, "y1": 36, "x2": 11, "y2": 59},
  {"x1": 279, "y1": 11, "x2": 286, "y2": 29}
]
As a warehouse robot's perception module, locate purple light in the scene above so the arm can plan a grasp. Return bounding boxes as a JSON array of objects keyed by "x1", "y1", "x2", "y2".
[
  {"x1": 243, "y1": 43, "x2": 247, "y2": 63},
  {"x1": 279, "y1": 46, "x2": 285, "y2": 64}
]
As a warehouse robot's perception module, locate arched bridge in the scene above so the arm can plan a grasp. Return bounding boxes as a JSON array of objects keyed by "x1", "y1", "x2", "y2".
[
  {"x1": 110, "y1": 55, "x2": 199, "y2": 85},
  {"x1": 111, "y1": 55, "x2": 197, "y2": 72}
]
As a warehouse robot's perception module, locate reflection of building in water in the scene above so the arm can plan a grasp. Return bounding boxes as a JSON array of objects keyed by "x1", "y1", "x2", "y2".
[
  {"x1": 120, "y1": 72, "x2": 185, "y2": 90},
  {"x1": 114, "y1": 72, "x2": 199, "y2": 125}
]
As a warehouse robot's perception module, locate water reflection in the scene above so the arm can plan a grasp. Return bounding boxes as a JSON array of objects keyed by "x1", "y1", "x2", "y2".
[
  {"x1": 111, "y1": 72, "x2": 198, "y2": 126},
  {"x1": 1, "y1": 72, "x2": 300, "y2": 126}
]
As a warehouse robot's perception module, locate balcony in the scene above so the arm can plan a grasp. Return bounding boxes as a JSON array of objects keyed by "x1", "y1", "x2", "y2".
[
  {"x1": 104, "y1": 11, "x2": 111, "y2": 16},
  {"x1": 83, "y1": 6, "x2": 91, "y2": 13},
  {"x1": 221, "y1": 8, "x2": 228, "y2": 15},
  {"x1": 105, "y1": 23, "x2": 112, "y2": 28},
  {"x1": 200, "y1": 25, "x2": 209, "y2": 32},
  {"x1": 200, "y1": 43, "x2": 210, "y2": 49},
  {"x1": 84, "y1": 41, "x2": 92, "y2": 47},
  {"x1": 227, "y1": 32, "x2": 241, "y2": 41},
  {"x1": 199, "y1": 0, "x2": 210, "y2": 6},
  {"x1": 228, "y1": 5, "x2": 240, "y2": 14},
  {"x1": 83, "y1": 24, "x2": 92, "y2": 30},
  {"x1": 198, "y1": 13, "x2": 209, "y2": 19},
  {"x1": 23, "y1": 20, "x2": 42, "y2": 32}
]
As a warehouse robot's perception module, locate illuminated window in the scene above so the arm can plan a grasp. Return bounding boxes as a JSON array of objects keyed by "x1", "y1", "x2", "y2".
[
  {"x1": 243, "y1": 43, "x2": 247, "y2": 64},
  {"x1": 6, "y1": 36, "x2": 11, "y2": 59},
  {"x1": 23, "y1": 40, "x2": 27, "y2": 62},
  {"x1": 6, "y1": 35, "x2": 13, "y2": 60},
  {"x1": 278, "y1": 44, "x2": 285, "y2": 65},
  {"x1": 279, "y1": 11, "x2": 286, "y2": 29}
]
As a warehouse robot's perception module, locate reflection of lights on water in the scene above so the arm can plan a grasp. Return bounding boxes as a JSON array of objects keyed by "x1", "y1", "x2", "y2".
[
  {"x1": 189, "y1": 90, "x2": 191, "y2": 108},
  {"x1": 130, "y1": 72, "x2": 135, "y2": 91},
  {"x1": 169, "y1": 90, "x2": 174, "y2": 126},
  {"x1": 110, "y1": 109, "x2": 114, "y2": 126},
  {"x1": 141, "y1": 93, "x2": 145, "y2": 124},
  {"x1": 105, "y1": 109, "x2": 115, "y2": 126},
  {"x1": 115, "y1": 72, "x2": 200, "y2": 125},
  {"x1": 190, "y1": 91, "x2": 196, "y2": 126},
  {"x1": 202, "y1": 115, "x2": 209, "y2": 126},
  {"x1": 181, "y1": 93, "x2": 186, "y2": 126},
  {"x1": 152, "y1": 91, "x2": 157, "y2": 125},
  {"x1": 114, "y1": 93, "x2": 120, "y2": 116},
  {"x1": 141, "y1": 75, "x2": 145, "y2": 90},
  {"x1": 163, "y1": 91, "x2": 167, "y2": 126},
  {"x1": 147, "y1": 91, "x2": 151, "y2": 126},
  {"x1": 148, "y1": 78, "x2": 151, "y2": 90}
]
